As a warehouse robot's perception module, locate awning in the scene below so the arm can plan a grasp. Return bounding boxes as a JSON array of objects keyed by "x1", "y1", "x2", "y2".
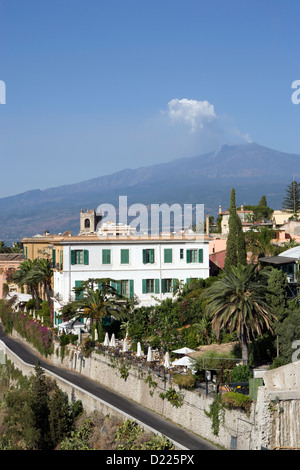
[
  {"x1": 172, "y1": 347, "x2": 196, "y2": 354},
  {"x1": 259, "y1": 256, "x2": 298, "y2": 265}
]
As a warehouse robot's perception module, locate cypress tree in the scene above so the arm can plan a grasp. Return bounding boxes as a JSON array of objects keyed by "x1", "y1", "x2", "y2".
[
  {"x1": 30, "y1": 362, "x2": 52, "y2": 450},
  {"x1": 48, "y1": 383, "x2": 73, "y2": 448},
  {"x1": 224, "y1": 188, "x2": 247, "y2": 270},
  {"x1": 236, "y1": 215, "x2": 247, "y2": 265},
  {"x1": 265, "y1": 267, "x2": 288, "y2": 358}
]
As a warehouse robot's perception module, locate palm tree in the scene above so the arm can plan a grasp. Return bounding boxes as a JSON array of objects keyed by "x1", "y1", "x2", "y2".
[
  {"x1": 202, "y1": 263, "x2": 277, "y2": 364},
  {"x1": 245, "y1": 226, "x2": 276, "y2": 261},
  {"x1": 283, "y1": 238, "x2": 300, "y2": 249},
  {"x1": 30, "y1": 258, "x2": 53, "y2": 306},
  {"x1": 61, "y1": 279, "x2": 128, "y2": 331},
  {"x1": 11, "y1": 259, "x2": 41, "y2": 309},
  {"x1": 192, "y1": 316, "x2": 214, "y2": 345}
]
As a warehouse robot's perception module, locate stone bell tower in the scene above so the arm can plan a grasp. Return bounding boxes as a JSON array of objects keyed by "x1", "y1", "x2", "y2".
[{"x1": 79, "y1": 209, "x2": 102, "y2": 234}]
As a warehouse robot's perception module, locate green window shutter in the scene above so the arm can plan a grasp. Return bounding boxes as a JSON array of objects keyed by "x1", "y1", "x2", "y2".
[
  {"x1": 102, "y1": 249, "x2": 111, "y2": 264},
  {"x1": 143, "y1": 249, "x2": 154, "y2": 264},
  {"x1": 75, "y1": 280, "x2": 83, "y2": 300},
  {"x1": 142, "y1": 279, "x2": 147, "y2": 294},
  {"x1": 116, "y1": 281, "x2": 122, "y2": 295},
  {"x1": 155, "y1": 279, "x2": 160, "y2": 294},
  {"x1": 172, "y1": 278, "x2": 177, "y2": 290},
  {"x1": 164, "y1": 249, "x2": 172, "y2": 263},
  {"x1": 25, "y1": 247, "x2": 28, "y2": 259},
  {"x1": 129, "y1": 280, "x2": 134, "y2": 299},
  {"x1": 84, "y1": 250, "x2": 89, "y2": 265},
  {"x1": 71, "y1": 250, "x2": 76, "y2": 265},
  {"x1": 198, "y1": 248, "x2": 203, "y2": 263},
  {"x1": 161, "y1": 279, "x2": 166, "y2": 293},
  {"x1": 98, "y1": 282, "x2": 102, "y2": 292},
  {"x1": 110, "y1": 280, "x2": 116, "y2": 290},
  {"x1": 52, "y1": 249, "x2": 56, "y2": 266},
  {"x1": 186, "y1": 278, "x2": 191, "y2": 285},
  {"x1": 121, "y1": 249, "x2": 129, "y2": 264},
  {"x1": 186, "y1": 249, "x2": 192, "y2": 263}
]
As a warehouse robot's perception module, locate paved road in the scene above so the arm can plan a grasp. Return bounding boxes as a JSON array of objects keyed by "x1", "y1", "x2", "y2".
[{"x1": 0, "y1": 325, "x2": 219, "y2": 451}]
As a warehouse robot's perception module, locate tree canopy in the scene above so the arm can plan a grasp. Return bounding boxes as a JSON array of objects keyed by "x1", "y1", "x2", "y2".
[
  {"x1": 202, "y1": 263, "x2": 277, "y2": 364},
  {"x1": 60, "y1": 279, "x2": 128, "y2": 329},
  {"x1": 282, "y1": 180, "x2": 300, "y2": 214},
  {"x1": 224, "y1": 188, "x2": 247, "y2": 270}
]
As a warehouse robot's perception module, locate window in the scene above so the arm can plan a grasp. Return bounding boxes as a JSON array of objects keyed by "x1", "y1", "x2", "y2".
[
  {"x1": 180, "y1": 248, "x2": 184, "y2": 259},
  {"x1": 164, "y1": 248, "x2": 172, "y2": 263},
  {"x1": 120, "y1": 249, "x2": 129, "y2": 264},
  {"x1": 52, "y1": 249, "x2": 56, "y2": 268},
  {"x1": 111, "y1": 279, "x2": 134, "y2": 299},
  {"x1": 120, "y1": 280, "x2": 129, "y2": 297},
  {"x1": 74, "y1": 280, "x2": 84, "y2": 300},
  {"x1": 102, "y1": 249, "x2": 111, "y2": 264},
  {"x1": 142, "y1": 279, "x2": 160, "y2": 294},
  {"x1": 142, "y1": 248, "x2": 155, "y2": 264},
  {"x1": 71, "y1": 250, "x2": 89, "y2": 265},
  {"x1": 186, "y1": 248, "x2": 203, "y2": 263},
  {"x1": 161, "y1": 278, "x2": 174, "y2": 293},
  {"x1": 84, "y1": 218, "x2": 90, "y2": 228}
]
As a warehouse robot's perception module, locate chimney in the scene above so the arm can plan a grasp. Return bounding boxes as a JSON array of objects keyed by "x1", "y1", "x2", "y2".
[
  {"x1": 241, "y1": 205, "x2": 244, "y2": 211},
  {"x1": 206, "y1": 214, "x2": 209, "y2": 235},
  {"x1": 219, "y1": 205, "x2": 222, "y2": 214}
]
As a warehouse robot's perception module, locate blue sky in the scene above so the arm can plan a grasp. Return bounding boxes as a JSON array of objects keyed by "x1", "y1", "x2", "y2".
[{"x1": 1, "y1": 0, "x2": 300, "y2": 197}]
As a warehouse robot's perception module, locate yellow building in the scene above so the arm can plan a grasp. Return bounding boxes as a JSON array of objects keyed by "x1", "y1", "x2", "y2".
[
  {"x1": 21, "y1": 232, "x2": 68, "y2": 293},
  {"x1": 272, "y1": 210, "x2": 300, "y2": 226},
  {"x1": 0, "y1": 253, "x2": 24, "y2": 299}
]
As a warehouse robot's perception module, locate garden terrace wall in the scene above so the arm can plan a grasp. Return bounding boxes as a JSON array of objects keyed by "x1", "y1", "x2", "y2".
[
  {"x1": 6, "y1": 330, "x2": 263, "y2": 450},
  {"x1": 6, "y1": 328, "x2": 300, "y2": 450}
]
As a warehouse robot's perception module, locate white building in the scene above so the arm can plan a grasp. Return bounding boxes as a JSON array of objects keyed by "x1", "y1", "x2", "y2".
[{"x1": 53, "y1": 231, "x2": 210, "y2": 327}]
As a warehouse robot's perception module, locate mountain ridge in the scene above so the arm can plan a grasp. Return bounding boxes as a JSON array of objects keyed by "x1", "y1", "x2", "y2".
[{"x1": 1, "y1": 142, "x2": 299, "y2": 243}]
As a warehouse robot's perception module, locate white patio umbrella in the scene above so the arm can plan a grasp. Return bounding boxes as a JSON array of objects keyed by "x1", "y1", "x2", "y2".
[
  {"x1": 164, "y1": 351, "x2": 171, "y2": 368},
  {"x1": 109, "y1": 333, "x2": 116, "y2": 347},
  {"x1": 122, "y1": 338, "x2": 128, "y2": 352},
  {"x1": 172, "y1": 347, "x2": 196, "y2": 355},
  {"x1": 172, "y1": 356, "x2": 195, "y2": 366},
  {"x1": 136, "y1": 342, "x2": 143, "y2": 357},
  {"x1": 77, "y1": 327, "x2": 81, "y2": 344},
  {"x1": 172, "y1": 356, "x2": 197, "y2": 372},
  {"x1": 147, "y1": 346, "x2": 153, "y2": 362},
  {"x1": 104, "y1": 332, "x2": 109, "y2": 346}
]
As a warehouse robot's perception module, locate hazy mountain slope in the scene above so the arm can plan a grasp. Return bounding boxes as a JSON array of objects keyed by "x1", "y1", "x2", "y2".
[{"x1": 0, "y1": 142, "x2": 299, "y2": 243}]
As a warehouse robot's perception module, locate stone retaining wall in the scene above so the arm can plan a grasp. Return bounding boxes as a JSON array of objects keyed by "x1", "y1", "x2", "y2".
[{"x1": 3, "y1": 330, "x2": 300, "y2": 450}]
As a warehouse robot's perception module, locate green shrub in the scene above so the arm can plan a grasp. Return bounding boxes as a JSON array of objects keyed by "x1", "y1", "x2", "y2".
[
  {"x1": 159, "y1": 388, "x2": 183, "y2": 408},
  {"x1": 36, "y1": 301, "x2": 51, "y2": 326},
  {"x1": 222, "y1": 391, "x2": 252, "y2": 414},
  {"x1": 173, "y1": 373, "x2": 196, "y2": 389},
  {"x1": 26, "y1": 298, "x2": 36, "y2": 311},
  {"x1": 59, "y1": 334, "x2": 78, "y2": 347},
  {"x1": 230, "y1": 364, "x2": 251, "y2": 382}
]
